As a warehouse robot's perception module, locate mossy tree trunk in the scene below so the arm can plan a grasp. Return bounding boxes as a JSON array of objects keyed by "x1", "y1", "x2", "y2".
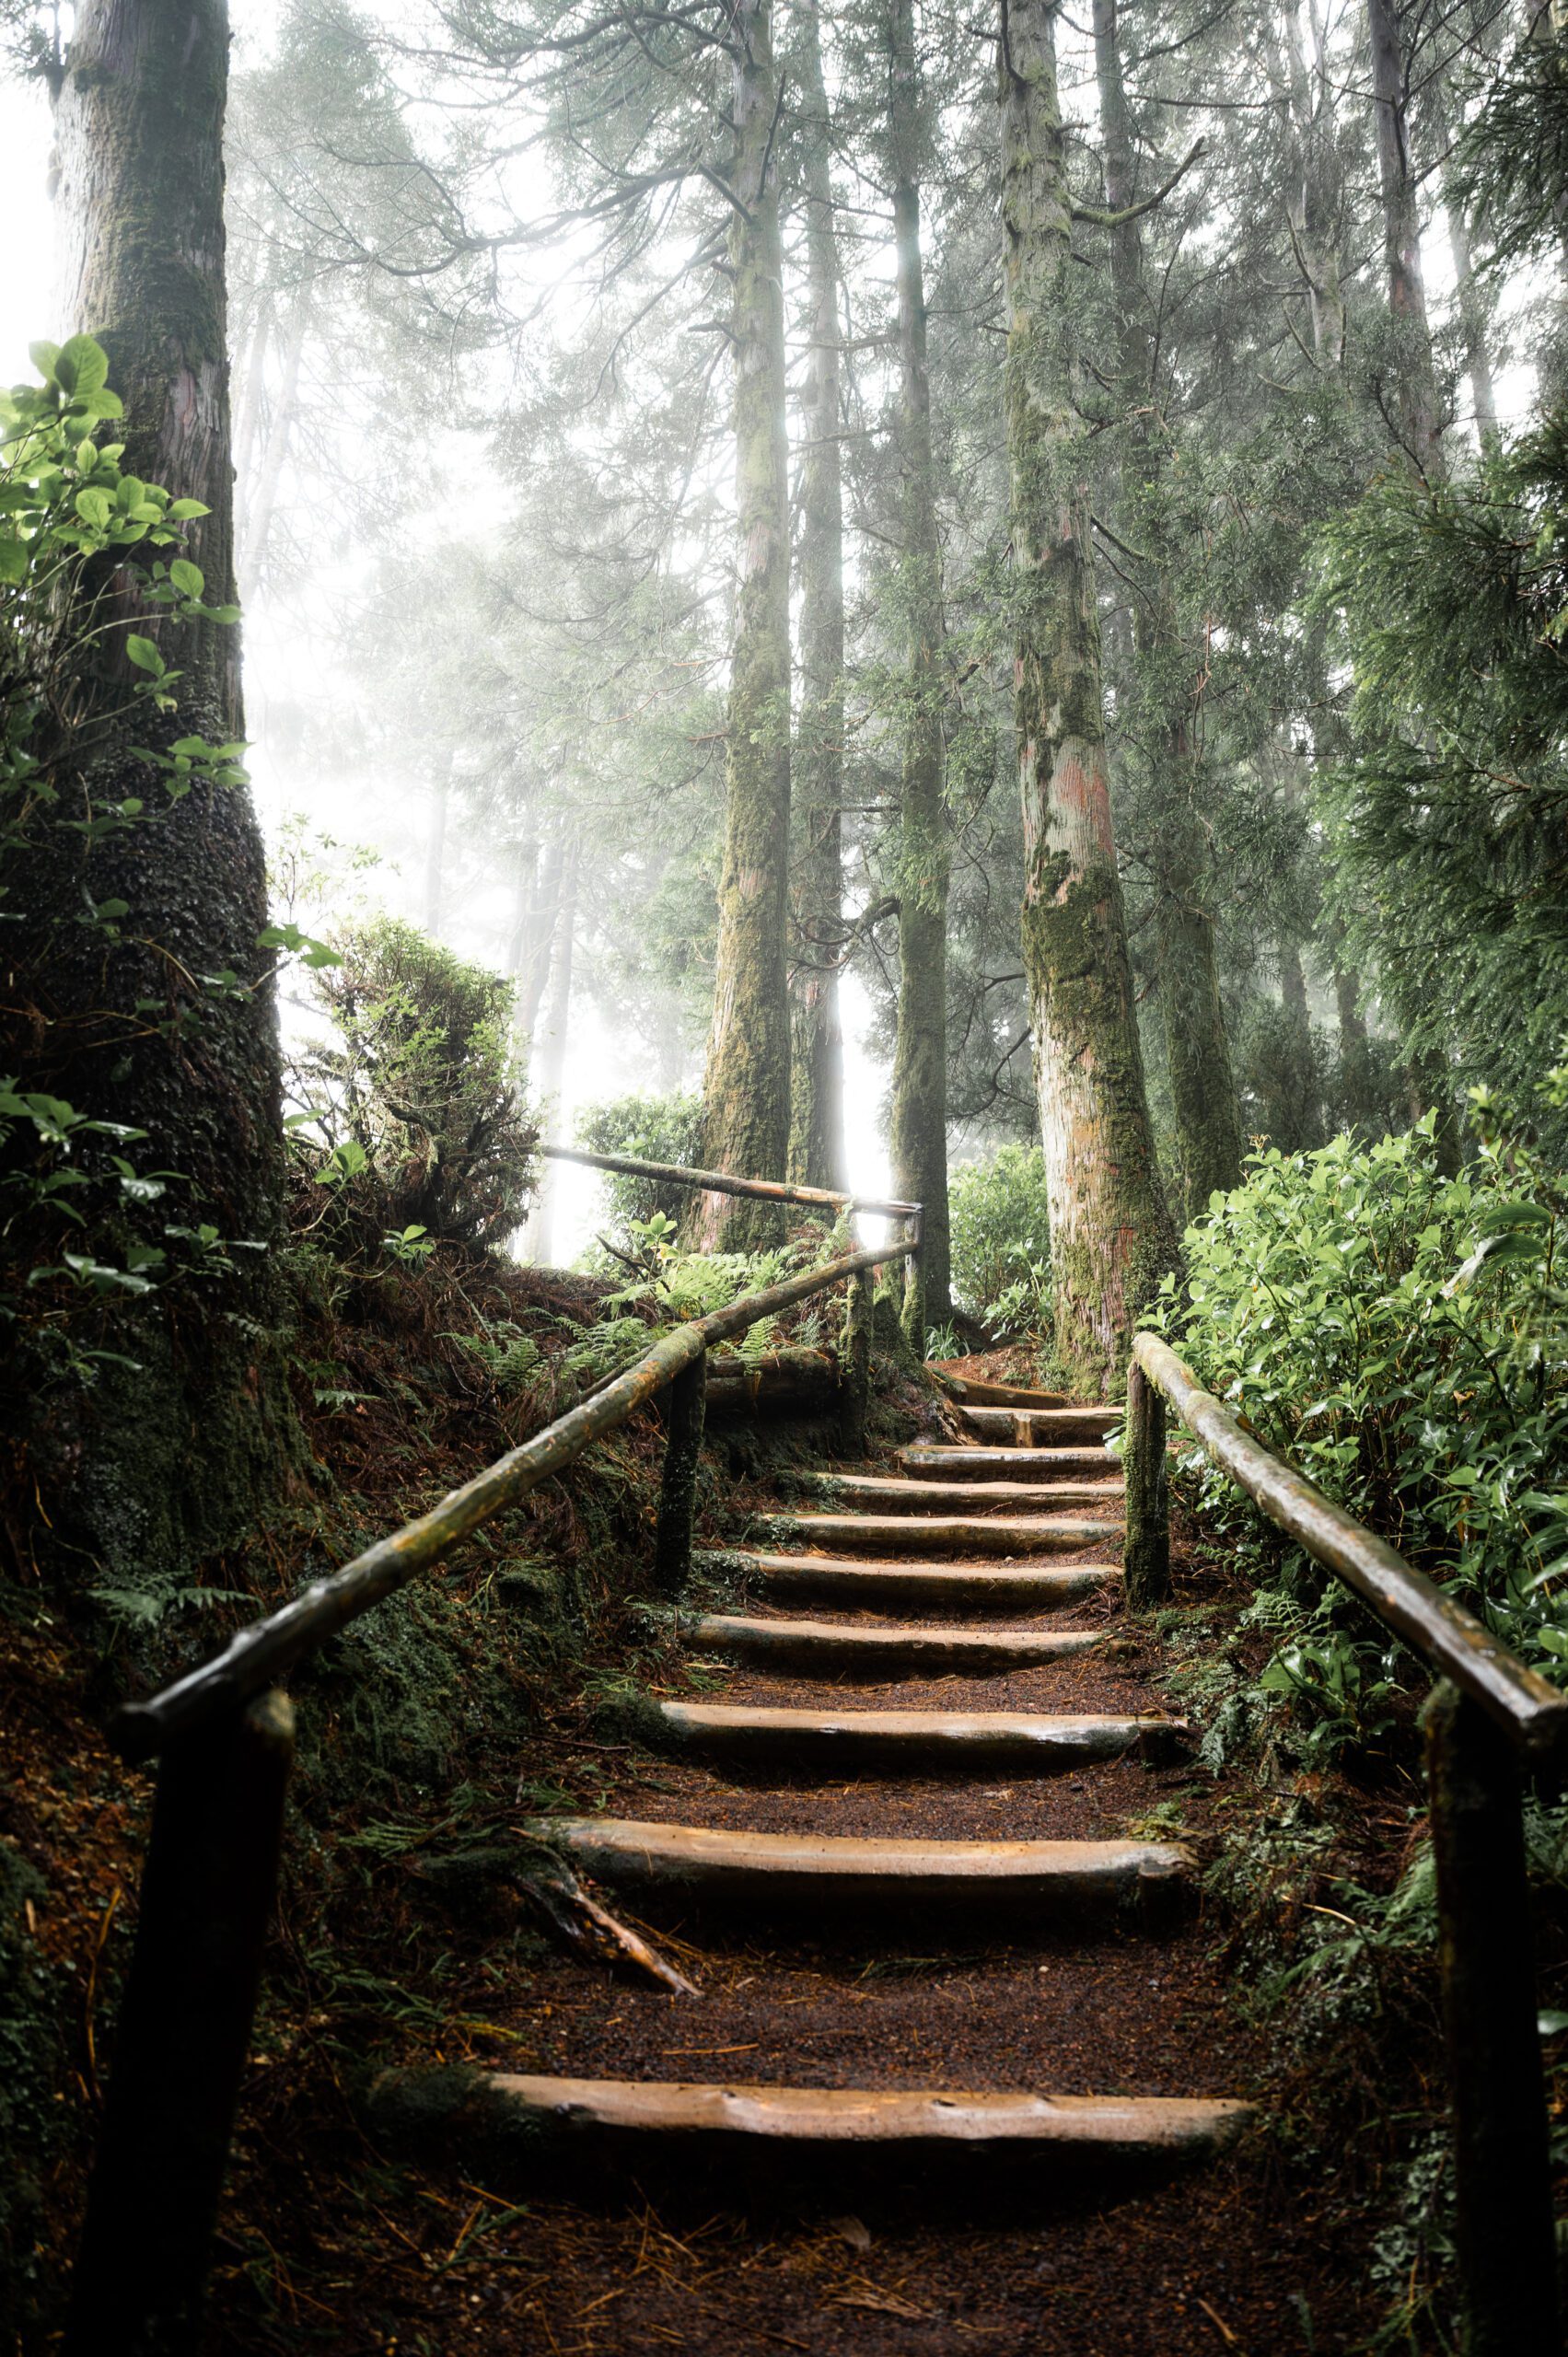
[
  {"x1": 1367, "y1": 0, "x2": 1446, "y2": 480},
  {"x1": 888, "y1": 0, "x2": 952, "y2": 1331},
  {"x1": 788, "y1": 1, "x2": 848, "y2": 1198},
  {"x1": 1092, "y1": 0, "x2": 1241, "y2": 1225},
  {"x1": 999, "y1": 0, "x2": 1177, "y2": 1393},
  {"x1": 1278, "y1": 937, "x2": 1324, "y2": 1144},
  {"x1": 696, "y1": 0, "x2": 793, "y2": 1246},
  {"x1": 15, "y1": 0, "x2": 298, "y2": 1585}
]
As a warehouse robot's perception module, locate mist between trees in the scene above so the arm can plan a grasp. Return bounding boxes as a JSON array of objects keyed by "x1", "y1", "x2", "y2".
[{"x1": 3, "y1": 0, "x2": 1567, "y2": 1467}]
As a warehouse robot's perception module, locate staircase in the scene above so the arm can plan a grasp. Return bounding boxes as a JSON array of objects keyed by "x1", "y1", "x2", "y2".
[{"x1": 378, "y1": 1373, "x2": 1250, "y2": 2203}]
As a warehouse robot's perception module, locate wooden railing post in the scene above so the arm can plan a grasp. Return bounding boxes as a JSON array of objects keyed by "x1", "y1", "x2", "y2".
[
  {"x1": 653, "y1": 1350, "x2": 706, "y2": 1598},
  {"x1": 841, "y1": 1265, "x2": 874, "y2": 1459},
  {"x1": 1123, "y1": 1353, "x2": 1169, "y2": 1612},
  {"x1": 1424, "y1": 1681, "x2": 1560, "y2": 2356},
  {"x1": 66, "y1": 1688, "x2": 295, "y2": 2357}
]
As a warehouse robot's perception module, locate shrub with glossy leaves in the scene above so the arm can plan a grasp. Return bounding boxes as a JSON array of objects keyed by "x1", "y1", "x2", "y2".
[
  {"x1": 575, "y1": 1089, "x2": 703, "y2": 1246},
  {"x1": 948, "y1": 1144, "x2": 1052, "y2": 1331},
  {"x1": 1158, "y1": 1098, "x2": 1568, "y2": 1743}
]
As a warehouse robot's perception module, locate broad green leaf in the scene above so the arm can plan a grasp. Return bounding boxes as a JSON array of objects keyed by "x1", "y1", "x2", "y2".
[{"x1": 57, "y1": 334, "x2": 110, "y2": 397}]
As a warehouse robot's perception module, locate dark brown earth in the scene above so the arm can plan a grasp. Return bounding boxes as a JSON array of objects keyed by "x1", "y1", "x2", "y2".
[{"x1": 235, "y1": 1460, "x2": 1385, "y2": 2356}]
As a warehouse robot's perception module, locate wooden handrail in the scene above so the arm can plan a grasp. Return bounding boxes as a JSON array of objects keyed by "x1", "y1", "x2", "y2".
[
  {"x1": 112, "y1": 1238, "x2": 909, "y2": 1762},
  {"x1": 71, "y1": 1199, "x2": 908, "y2": 2350},
  {"x1": 1125, "y1": 1325, "x2": 1562, "y2": 2353},
  {"x1": 1130, "y1": 1330, "x2": 1568, "y2": 1763},
  {"x1": 542, "y1": 1141, "x2": 923, "y2": 1228}
]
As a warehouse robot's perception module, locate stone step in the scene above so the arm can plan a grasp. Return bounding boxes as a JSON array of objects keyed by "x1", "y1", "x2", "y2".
[
  {"x1": 532, "y1": 1816, "x2": 1193, "y2": 1925},
  {"x1": 650, "y1": 1700, "x2": 1191, "y2": 1776},
  {"x1": 798, "y1": 1471, "x2": 1121, "y2": 1515},
  {"x1": 900, "y1": 1446, "x2": 1121, "y2": 1484},
  {"x1": 372, "y1": 2069, "x2": 1251, "y2": 2200},
  {"x1": 683, "y1": 1612, "x2": 1103, "y2": 1678},
  {"x1": 768, "y1": 1512, "x2": 1121, "y2": 1557},
  {"x1": 702, "y1": 1550, "x2": 1120, "y2": 1615},
  {"x1": 930, "y1": 1373, "x2": 1071, "y2": 1409},
  {"x1": 959, "y1": 1403, "x2": 1121, "y2": 1446}
]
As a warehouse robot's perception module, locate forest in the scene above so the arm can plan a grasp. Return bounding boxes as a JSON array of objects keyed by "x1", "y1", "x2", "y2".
[{"x1": 2, "y1": 0, "x2": 1567, "y2": 2349}]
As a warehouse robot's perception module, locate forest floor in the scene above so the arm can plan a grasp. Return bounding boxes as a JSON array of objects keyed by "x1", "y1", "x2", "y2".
[{"x1": 0, "y1": 1292, "x2": 1471, "y2": 2354}]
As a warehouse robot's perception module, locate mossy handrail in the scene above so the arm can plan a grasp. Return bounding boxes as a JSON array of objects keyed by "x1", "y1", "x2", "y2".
[
  {"x1": 110, "y1": 1235, "x2": 907, "y2": 1763},
  {"x1": 541, "y1": 1139, "x2": 923, "y2": 1230},
  {"x1": 1125, "y1": 1329, "x2": 1568, "y2": 1760},
  {"x1": 69, "y1": 1181, "x2": 918, "y2": 2355},
  {"x1": 1124, "y1": 1326, "x2": 1562, "y2": 2357}
]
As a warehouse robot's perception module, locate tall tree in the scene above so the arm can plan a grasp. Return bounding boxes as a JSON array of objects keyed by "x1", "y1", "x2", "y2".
[
  {"x1": 787, "y1": 0, "x2": 850, "y2": 1197},
  {"x1": 18, "y1": 0, "x2": 295, "y2": 1576},
  {"x1": 1367, "y1": 0, "x2": 1446, "y2": 478},
  {"x1": 999, "y1": 0, "x2": 1176, "y2": 1389},
  {"x1": 886, "y1": 0, "x2": 954, "y2": 1330},
  {"x1": 1092, "y1": 0, "x2": 1243, "y2": 1221},
  {"x1": 696, "y1": 0, "x2": 795, "y2": 1240}
]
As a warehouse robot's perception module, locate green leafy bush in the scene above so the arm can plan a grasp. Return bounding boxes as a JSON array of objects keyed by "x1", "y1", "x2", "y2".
[
  {"x1": 1159, "y1": 1099, "x2": 1568, "y2": 1746},
  {"x1": 0, "y1": 338, "x2": 276, "y2": 1355},
  {"x1": 575, "y1": 1089, "x2": 703, "y2": 1246},
  {"x1": 288, "y1": 917, "x2": 539, "y2": 1253},
  {"x1": 948, "y1": 1145, "x2": 1052, "y2": 1331}
]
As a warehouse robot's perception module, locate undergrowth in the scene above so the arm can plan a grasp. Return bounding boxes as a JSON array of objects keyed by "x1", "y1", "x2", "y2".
[
  {"x1": 1145, "y1": 1092, "x2": 1568, "y2": 2346},
  {"x1": 0, "y1": 1209, "x2": 874, "y2": 2348}
]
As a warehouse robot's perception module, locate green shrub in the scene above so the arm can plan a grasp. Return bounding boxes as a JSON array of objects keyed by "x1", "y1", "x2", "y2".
[
  {"x1": 288, "y1": 916, "x2": 539, "y2": 1253},
  {"x1": 948, "y1": 1145, "x2": 1052, "y2": 1330},
  {"x1": 575, "y1": 1089, "x2": 703, "y2": 1245},
  {"x1": 1159, "y1": 1096, "x2": 1568, "y2": 1744}
]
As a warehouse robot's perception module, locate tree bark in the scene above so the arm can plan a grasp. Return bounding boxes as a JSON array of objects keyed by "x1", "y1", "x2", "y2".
[
  {"x1": 528, "y1": 840, "x2": 577, "y2": 1266},
  {"x1": 1278, "y1": 936, "x2": 1324, "y2": 1145},
  {"x1": 888, "y1": 0, "x2": 952, "y2": 1325},
  {"x1": 1367, "y1": 0, "x2": 1447, "y2": 478},
  {"x1": 1092, "y1": 0, "x2": 1241, "y2": 1224},
  {"x1": 17, "y1": 0, "x2": 296, "y2": 1582},
  {"x1": 788, "y1": 0, "x2": 848, "y2": 1197},
  {"x1": 1272, "y1": 0, "x2": 1348, "y2": 367},
  {"x1": 999, "y1": 0, "x2": 1177, "y2": 1393},
  {"x1": 507, "y1": 831, "x2": 562, "y2": 1066},
  {"x1": 237, "y1": 285, "x2": 308, "y2": 604},
  {"x1": 697, "y1": 0, "x2": 793, "y2": 1244},
  {"x1": 1427, "y1": 69, "x2": 1501, "y2": 452}
]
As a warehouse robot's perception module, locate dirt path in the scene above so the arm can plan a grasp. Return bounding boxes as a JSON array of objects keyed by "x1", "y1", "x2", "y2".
[{"x1": 344, "y1": 1387, "x2": 1381, "y2": 2354}]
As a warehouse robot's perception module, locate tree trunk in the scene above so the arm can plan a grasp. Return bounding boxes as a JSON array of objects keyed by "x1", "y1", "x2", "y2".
[
  {"x1": 528, "y1": 842, "x2": 578, "y2": 1267},
  {"x1": 507, "y1": 832, "x2": 562, "y2": 1067},
  {"x1": 20, "y1": 0, "x2": 296, "y2": 1581},
  {"x1": 233, "y1": 281, "x2": 273, "y2": 493},
  {"x1": 1428, "y1": 70, "x2": 1501, "y2": 452},
  {"x1": 424, "y1": 762, "x2": 453, "y2": 939},
  {"x1": 788, "y1": 1, "x2": 848, "y2": 1198},
  {"x1": 1367, "y1": 0, "x2": 1446, "y2": 478},
  {"x1": 1331, "y1": 935, "x2": 1377, "y2": 1132},
  {"x1": 1272, "y1": 0, "x2": 1348, "y2": 366},
  {"x1": 888, "y1": 0, "x2": 952, "y2": 1324},
  {"x1": 1162, "y1": 857, "x2": 1245, "y2": 1215},
  {"x1": 1093, "y1": 0, "x2": 1241, "y2": 1225},
  {"x1": 1278, "y1": 937, "x2": 1324, "y2": 1145},
  {"x1": 999, "y1": 0, "x2": 1177, "y2": 1394},
  {"x1": 237, "y1": 286, "x2": 308, "y2": 604},
  {"x1": 696, "y1": 0, "x2": 793, "y2": 1244}
]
